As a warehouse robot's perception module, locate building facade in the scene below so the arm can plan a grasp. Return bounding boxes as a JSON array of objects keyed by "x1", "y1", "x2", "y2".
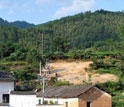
[
  {"x1": 0, "y1": 71, "x2": 15, "y2": 106},
  {"x1": 36, "y1": 85, "x2": 112, "y2": 107},
  {"x1": 10, "y1": 91, "x2": 36, "y2": 107}
]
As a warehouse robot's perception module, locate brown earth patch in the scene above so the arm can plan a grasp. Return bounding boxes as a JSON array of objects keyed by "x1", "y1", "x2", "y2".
[{"x1": 43, "y1": 61, "x2": 118, "y2": 84}]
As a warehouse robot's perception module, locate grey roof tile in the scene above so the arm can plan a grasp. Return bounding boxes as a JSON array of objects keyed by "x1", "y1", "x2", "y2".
[
  {"x1": 37, "y1": 85, "x2": 94, "y2": 98},
  {"x1": 0, "y1": 71, "x2": 16, "y2": 81}
]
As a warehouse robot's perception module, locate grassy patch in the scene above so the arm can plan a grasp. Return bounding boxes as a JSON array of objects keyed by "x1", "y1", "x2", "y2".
[
  {"x1": 96, "y1": 67, "x2": 119, "y2": 76},
  {"x1": 91, "y1": 51, "x2": 118, "y2": 56}
]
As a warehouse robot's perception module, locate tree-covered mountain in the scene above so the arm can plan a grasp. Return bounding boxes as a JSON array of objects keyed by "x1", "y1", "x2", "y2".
[
  {"x1": 10, "y1": 21, "x2": 35, "y2": 29},
  {"x1": 1, "y1": 9, "x2": 124, "y2": 59},
  {"x1": 0, "y1": 18, "x2": 35, "y2": 29},
  {"x1": 19, "y1": 10, "x2": 124, "y2": 52}
]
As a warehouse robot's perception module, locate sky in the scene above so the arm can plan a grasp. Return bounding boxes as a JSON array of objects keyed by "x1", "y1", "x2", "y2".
[{"x1": 0, "y1": 0, "x2": 124, "y2": 25}]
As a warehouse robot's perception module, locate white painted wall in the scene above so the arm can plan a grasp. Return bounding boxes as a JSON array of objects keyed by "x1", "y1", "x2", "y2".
[
  {"x1": 10, "y1": 95, "x2": 78, "y2": 107},
  {"x1": 36, "y1": 97, "x2": 78, "y2": 107},
  {"x1": 0, "y1": 82, "x2": 14, "y2": 103},
  {"x1": 36, "y1": 105, "x2": 63, "y2": 107},
  {"x1": 10, "y1": 94, "x2": 37, "y2": 107}
]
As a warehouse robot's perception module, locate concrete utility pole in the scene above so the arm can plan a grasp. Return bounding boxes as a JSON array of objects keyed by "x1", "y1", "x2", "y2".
[
  {"x1": 40, "y1": 77, "x2": 47, "y2": 104},
  {"x1": 39, "y1": 33, "x2": 48, "y2": 104},
  {"x1": 42, "y1": 33, "x2": 43, "y2": 55},
  {"x1": 40, "y1": 61, "x2": 42, "y2": 76},
  {"x1": 42, "y1": 77, "x2": 45, "y2": 104}
]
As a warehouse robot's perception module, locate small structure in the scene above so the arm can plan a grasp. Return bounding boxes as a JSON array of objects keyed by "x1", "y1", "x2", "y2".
[
  {"x1": 36, "y1": 85, "x2": 112, "y2": 107},
  {"x1": 0, "y1": 71, "x2": 15, "y2": 106}
]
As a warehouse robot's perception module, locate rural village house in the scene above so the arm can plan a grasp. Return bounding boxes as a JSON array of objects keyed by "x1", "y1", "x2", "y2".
[
  {"x1": 0, "y1": 71, "x2": 112, "y2": 107},
  {"x1": 36, "y1": 85, "x2": 112, "y2": 107},
  {"x1": 0, "y1": 71, "x2": 15, "y2": 106},
  {"x1": 10, "y1": 85, "x2": 112, "y2": 107}
]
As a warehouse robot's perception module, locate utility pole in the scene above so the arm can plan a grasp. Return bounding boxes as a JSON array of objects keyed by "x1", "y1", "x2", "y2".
[
  {"x1": 40, "y1": 76, "x2": 47, "y2": 104},
  {"x1": 39, "y1": 33, "x2": 48, "y2": 104},
  {"x1": 40, "y1": 61, "x2": 42, "y2": 76},
  {"x1": 42, "y1": 77, "x2": 45, "y2": 104}
]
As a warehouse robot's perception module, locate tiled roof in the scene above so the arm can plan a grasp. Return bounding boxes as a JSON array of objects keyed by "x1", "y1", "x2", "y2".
[
  {"x1": 0, "y1": 71, "x2": 16, "y2": 81},
  {"x1": 11, "y1": 91, "x2": 36, "y2": 95},
  {"x1": 37, "y1": 85, "x2": 94, "y2": 98}
]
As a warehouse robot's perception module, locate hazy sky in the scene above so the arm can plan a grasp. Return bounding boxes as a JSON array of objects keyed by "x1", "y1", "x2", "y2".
[{"x1": 0, "y1": 0, "x2": 124, "y2": 24}]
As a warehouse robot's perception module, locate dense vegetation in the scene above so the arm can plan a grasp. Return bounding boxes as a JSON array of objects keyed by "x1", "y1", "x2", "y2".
[
  {"x1": 0, "y1": 9, "x2": 124, "y2": 105},
  {"x1": 0, "y1": 18, "x2": 35, "y2": 29},
  {"x1": 1, "y1": 10, "x2": 124, "y2": 60}
]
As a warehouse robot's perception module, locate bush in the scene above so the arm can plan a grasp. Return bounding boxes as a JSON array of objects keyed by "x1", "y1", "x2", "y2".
[
  {"x1": 15, "y1": 81, "x2": 37, "y2": 91},
  {"x1": 49, "y1": 77, "x2": 72, "y2": 86},
  {"x1": 55, "y1": 80, "x2": 73, "y2": 86},
  {"x1": 43, "y1": 100, "x2": 48, "y2": 104},
  {"x1": 112, "y1": 101, "x2": 124, "y2": 107},
  {"x1": 39, "y1": 99, "x2": 41, "y2": 105},
  {"x1": 0, "y1": 64, "x2": 9, "y2": 71},
  {"x1": 97, "y1": 80, "x2": 124, "y2": 93},
  {"x1": 111, "y1": 60, "x2": 117, "y2": 65},
  {"x1": 50, "y1": 100, "x2": 54, "y2": 104},
  {"x1": 112, "y1": 92, "x2": 124, "y2": 100}
]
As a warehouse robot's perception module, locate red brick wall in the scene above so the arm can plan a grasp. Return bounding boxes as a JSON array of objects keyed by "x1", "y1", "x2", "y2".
[
  {"x1": 78, "y1": 87, "x2": 112, "y2": 107},
  {"x1": 78, "y1": 99, "x2": 86, "y2": 107}
]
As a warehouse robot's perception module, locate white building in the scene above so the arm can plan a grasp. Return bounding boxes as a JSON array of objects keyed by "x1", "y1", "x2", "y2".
[
  {"x1": 0, "y1": 71, "x2": 15, "y2": 106},
  {"x1": 10, "y1": 91, "x2": 37, "y2": 107}
]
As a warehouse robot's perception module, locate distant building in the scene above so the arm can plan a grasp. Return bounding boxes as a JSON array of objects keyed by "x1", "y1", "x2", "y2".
[
  {"x1": 9, "y1": 83, "x2": 112, "y2": 107},
  {"x1": 36, "y1": 85, "x2": 112, "y2": 107},
  {"x1": 0, "y1": 71, "x2": 15, "y2": 106}
]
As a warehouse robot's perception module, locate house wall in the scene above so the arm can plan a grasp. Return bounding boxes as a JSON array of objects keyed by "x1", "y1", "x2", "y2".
[
  {"x1": 78, "y1": 87, "x2": 112, "y2": 107},
  {"x1": 36, "y1": 105, "x2": 63, "y2": 107},
  {"x1": 37, "y1": 98, "x2": 78, "y2": 107},
  {"x1": 0, "y1": 82, "x2": 14, "y2": 103},
  {"x1": 10, "y1": 94, "x2": 37, "y2": 107}
]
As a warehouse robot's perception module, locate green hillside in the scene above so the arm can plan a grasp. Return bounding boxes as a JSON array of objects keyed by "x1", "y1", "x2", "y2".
[
  {"x1": 1, "y1": 10, "x2": 124, "y2": 105},
  {"x1": 0, "y1": 18, "x2": 35, "y2": 29}
]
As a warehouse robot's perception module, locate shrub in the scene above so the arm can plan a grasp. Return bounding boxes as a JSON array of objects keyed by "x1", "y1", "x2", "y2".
[
  {"x1": 111, "y1": 60, "x2": 117, "y2": 65},
  {"x1": 112, "y1": 101, "x2": 124, "y2": 107},
  {"x1": 50, "y1": 100, "x2": 54, "y2": 104},
  {"x1": 43, "y1": 100, "x2": 48, "y2": 104},
  {"x1": 112, "y1": 92, "x2": 124, "y2": 100},
  {"x1": 55, "y1": 80, "x2": 73, "y2": 86},
  {"x1": 97, "y1": 80, "x2": 124, "y2": 93},
  {"x1": 39, "y1": 99, "x2": 41, "y2": 105}
]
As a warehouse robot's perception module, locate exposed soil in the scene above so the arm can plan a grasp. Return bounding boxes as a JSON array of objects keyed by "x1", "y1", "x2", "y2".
[{"x1": 43, "y1": 61, "x2": 118, "y2": 84}]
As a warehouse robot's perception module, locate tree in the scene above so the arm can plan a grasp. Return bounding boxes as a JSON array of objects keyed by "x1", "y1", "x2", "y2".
[{"x1": 26, "y1": 48, "x2": 45, "y2": 66}]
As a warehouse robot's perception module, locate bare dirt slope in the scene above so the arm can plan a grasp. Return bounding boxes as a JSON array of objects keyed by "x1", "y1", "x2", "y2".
[{"x1": 44, "y1": 61, "x2": 118, "y2": 84}]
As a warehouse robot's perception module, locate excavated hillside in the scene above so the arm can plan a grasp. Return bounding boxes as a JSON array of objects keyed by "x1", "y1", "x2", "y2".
[{"x1": 43, "y1": 61, "x2": 118, "y2": 84}]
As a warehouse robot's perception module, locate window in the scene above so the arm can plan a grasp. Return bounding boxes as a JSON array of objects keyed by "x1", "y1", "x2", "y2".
[
  {"x1": 3, "y1": 94, "x2": 9, "y2": 103},
  {"x1": 87, "y1": 102, "x2": 91, "y2": 107}
]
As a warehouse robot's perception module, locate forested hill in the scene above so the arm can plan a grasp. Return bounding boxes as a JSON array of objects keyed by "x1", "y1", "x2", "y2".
[
  {"x1": 20, "y1": 10, "x2": 124, "y2": 52},
  {"x1": 1, "y1": 10, "x2": 124, "y2": 60},
  {"x1": 0, "y1": 18, "x2": 35, "y2": 29},
  {"x1": 1, "y1": 10, "x2": 124, "y2": 105}
]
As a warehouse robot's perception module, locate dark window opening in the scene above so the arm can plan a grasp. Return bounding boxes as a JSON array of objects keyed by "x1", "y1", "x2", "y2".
[
  {"x1": 87, "y1": 102, "x2": 91, "y2": 107},
  {"x1": 3, "y1": 94, "x2": 9, "y2": 103}
]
